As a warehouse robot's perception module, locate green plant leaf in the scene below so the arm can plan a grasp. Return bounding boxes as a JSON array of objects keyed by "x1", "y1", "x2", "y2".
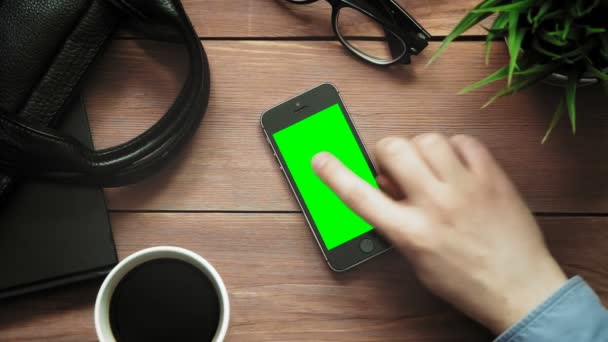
[
  {"x1": 532, "y1": 36, "x2": 576, "y2": 60},
  {"x1": 534, "y1": 31, "x2": 596, "y2": 64},
  {"x1": 428, "y1": 0, "x2": 507, "y2": 65},
  {"x1": 561, "y1": 17, "x2": 572, "y2": 41},
  {"x1": 461, "y1": 63, "x2": 558, "y2": 95},
  {"x1": 590, "y1": 68, "x2": 608, "y2": 95},
  {"x1": 459, "y1": 65, "x2": 509, "y2": 94},
  {"x1": 545, "y1": 26, "x2": 580, "y2": 41},
  {"x1": 600, "y1": 33, "x2": 608, "y2": 61},
  {"x1": 559, "y1": 40, "x2": 596, "y2": 61},
  {"x1": 542, "y1": 97, "x2": 565, "y2": 144},
  {"x1": 531, "y1": 1, "x2": 553, "y2": 32},
  {"x1": 515, "y1": 63, "x2": 559, "y2": 75},
  {"x1": 533, "y1": 9, "x2": 566, "y2": 25},
  {"x1": 588, "y1": 65, "x2": 608, "y2": 80},
  {"x1": 566, "y1": 69, "x2": 579, "y2": 134},
  {"x1": 485, "y1": 12, "x2": 510, "y2": 64},
  {"x1": 586, "y1": 27, "x2": 607, "y2": 36},
  {"x1": 507, "y1": 12, "x2": 526, "y2": 85},
  {"x1": 472, "y1": 0, "x2": 535, "y2": 13},
  {"x1": 571, "y1": 0, "x2": 600, "y2": 17},
  {"x1": 482, "y1": 64, "x2": 560, "y2": 108},
  {"x1": 539, "y1": 28, "x2": 568, "y2": 47}
]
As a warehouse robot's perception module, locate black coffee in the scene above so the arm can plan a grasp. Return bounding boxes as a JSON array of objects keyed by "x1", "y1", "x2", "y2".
[{"x1": 109, "y1": 258, "x2": 220, "y2": 342}]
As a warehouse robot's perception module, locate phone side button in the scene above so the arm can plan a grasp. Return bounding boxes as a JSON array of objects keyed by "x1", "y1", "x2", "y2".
[{"x1": 359, "y1": 239, "x2": 374, "y2": 253}]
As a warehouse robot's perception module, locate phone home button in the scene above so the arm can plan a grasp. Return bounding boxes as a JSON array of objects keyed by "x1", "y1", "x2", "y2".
[{"x1": 359, "y1": 239, "x2": 374, "y2": 253}]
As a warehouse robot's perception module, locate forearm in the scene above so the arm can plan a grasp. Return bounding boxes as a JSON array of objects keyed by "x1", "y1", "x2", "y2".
[{"x1": 495, "y1": 276, "x2": 608, "y2": 342}]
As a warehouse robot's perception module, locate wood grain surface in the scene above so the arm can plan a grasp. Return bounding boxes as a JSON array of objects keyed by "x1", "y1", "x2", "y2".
[
  {"x1": 1, "y1": 214, "x2": 607, "y2": 341},
  {"x1": 180, "y1": 0, "x2": 485, "y2": 38},
  {"x1": 3, "y1": 1, "x2": 608, "y2": 341},
  {"x1": 84, "y1": 40, "x2": 608, "y2": 213}
]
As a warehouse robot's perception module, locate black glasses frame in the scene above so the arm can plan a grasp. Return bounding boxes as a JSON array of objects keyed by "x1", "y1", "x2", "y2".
[{"x1": 286, "y1": 0, "x2": 431, "y2": 66}]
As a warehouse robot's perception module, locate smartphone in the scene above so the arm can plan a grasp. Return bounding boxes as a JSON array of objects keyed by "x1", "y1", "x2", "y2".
[{"x1": 260, "y1": 83, "x2": 391, "y2": 272}]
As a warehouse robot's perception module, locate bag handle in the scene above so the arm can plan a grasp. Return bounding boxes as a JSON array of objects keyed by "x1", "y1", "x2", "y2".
[{"x1": 0, "y1": 0, "x2": 210, "y2": 186}]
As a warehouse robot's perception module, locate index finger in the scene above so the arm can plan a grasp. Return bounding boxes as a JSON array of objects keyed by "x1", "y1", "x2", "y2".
[{"x1": 311, "y1": 152, "x2": 408, "y2": 235}]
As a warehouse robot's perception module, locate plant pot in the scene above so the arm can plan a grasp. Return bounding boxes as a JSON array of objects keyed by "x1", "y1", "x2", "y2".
[{"x1": 544, "y1": 69, "x2": 606, "y2": 87}]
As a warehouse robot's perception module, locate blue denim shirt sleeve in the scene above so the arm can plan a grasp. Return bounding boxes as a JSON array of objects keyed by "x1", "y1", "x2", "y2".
[{"x1": 494, "y1": 276, "x2": 608, "y2": 342}]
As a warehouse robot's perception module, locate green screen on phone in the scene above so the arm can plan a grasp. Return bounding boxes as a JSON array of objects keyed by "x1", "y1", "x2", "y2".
[{"x1": 273, "y1": 103, "x2": 377, "y2": 250}]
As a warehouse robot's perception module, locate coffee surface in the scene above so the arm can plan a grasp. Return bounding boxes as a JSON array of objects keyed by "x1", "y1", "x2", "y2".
[{"x1": 109, "y1": 258, "x2": 220, "y2": 342}]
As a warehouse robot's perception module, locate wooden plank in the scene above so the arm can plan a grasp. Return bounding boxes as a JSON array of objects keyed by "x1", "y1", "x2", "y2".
[
  {"x1": 84, "y1": 40, "x2": 608, "y2": 212},
  {"x1": 181, "y1": 0, "x2": 486, "y2": 38},
  {"x1": 1, "y1": 214, "x2": 606, "y2": 341}
]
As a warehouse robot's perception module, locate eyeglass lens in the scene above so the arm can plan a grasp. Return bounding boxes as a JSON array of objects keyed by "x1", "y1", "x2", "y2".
[{"x1": 335, "y1": 7, "x2": 406, "y2": 64}]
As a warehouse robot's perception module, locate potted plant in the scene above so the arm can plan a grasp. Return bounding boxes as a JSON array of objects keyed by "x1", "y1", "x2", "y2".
[{"x1": 429, "y1": 0, "x2": 608, "y2": 142}]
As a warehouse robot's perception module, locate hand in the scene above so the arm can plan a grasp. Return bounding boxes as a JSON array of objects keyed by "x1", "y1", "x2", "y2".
[{"x1": 311, "y1": 134, "x2": 567, "y2": 334}]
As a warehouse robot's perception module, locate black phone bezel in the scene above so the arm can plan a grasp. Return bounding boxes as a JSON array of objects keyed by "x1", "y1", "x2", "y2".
[{"x1": 260, "y1": 83, "x2": 391, "y2": 272}]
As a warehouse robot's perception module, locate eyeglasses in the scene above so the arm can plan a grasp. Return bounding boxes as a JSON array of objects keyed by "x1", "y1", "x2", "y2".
[{"x1": 285, "y1": 0, "x2": 431, "y2": 66}]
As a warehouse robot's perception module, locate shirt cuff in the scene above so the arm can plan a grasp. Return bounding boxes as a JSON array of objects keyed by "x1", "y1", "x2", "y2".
[{"x1": 494, "y1": 276, "x2": 608, "y2": 342}]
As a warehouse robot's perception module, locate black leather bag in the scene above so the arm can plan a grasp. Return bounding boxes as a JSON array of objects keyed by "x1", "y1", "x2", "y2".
[{"x1": 0, "y1": 0, "x2": 210, "y2": 202}]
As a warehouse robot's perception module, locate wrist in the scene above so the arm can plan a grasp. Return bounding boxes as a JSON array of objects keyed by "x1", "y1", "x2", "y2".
[{"x1": 488, "y1": 258, "x2": 568, "y2": 334}]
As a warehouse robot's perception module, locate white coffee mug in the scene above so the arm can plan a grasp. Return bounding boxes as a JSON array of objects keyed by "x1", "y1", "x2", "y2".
[{"x1": 94, "y1": 246, "x2": 230, "y2": 342}]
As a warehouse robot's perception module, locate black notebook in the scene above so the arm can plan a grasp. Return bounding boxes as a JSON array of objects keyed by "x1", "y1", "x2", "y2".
[{"x1": 0, "y1": 98, "x2": 117, "y2": 299}]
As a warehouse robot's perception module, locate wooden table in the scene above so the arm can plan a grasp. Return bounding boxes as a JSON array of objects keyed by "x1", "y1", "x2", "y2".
[{"x1": 2, "y1": 1, "x2": 608, "y2": 341}]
